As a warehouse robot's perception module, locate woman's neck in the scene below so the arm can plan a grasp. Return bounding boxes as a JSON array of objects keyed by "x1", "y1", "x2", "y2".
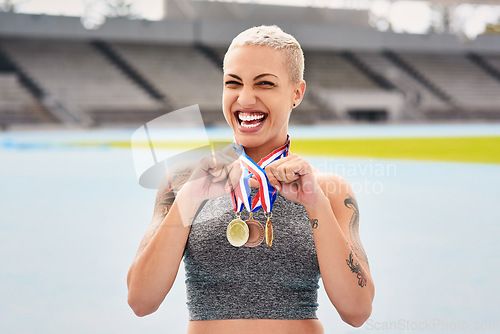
[{"x1": 243, "y1": 135, "x2": 288, "y2": 163}]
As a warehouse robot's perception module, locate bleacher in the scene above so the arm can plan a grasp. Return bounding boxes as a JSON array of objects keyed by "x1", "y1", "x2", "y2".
[
  {"x1": 0, "y1": 73, "x2": 50, "y2": 127},
  {"x1": 1, "y1": 36, "x2": 500, "y2": 128},
  {"x1": 0, "y1": 38, "x2": 163, "y2": 126},
  {"x1": 484, "y1": 55, "x2": 500, "y2": 73},
  {"x1": 355, "y1": 52, "x2": 449, "y2": 112},
  {"x1": 304, "y1": 50, "x2": 380, "y2": 91},
  {"x1": 111, "y1": 42, "x2": 224, "y2": 120},
  {"x1": 398, "y1": 52, "x2": 500, "y2": 112}
]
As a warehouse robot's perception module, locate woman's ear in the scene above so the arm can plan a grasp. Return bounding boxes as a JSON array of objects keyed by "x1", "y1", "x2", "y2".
[{"x1": 292, "y1": 80, "x2": 306, "y2": 109}]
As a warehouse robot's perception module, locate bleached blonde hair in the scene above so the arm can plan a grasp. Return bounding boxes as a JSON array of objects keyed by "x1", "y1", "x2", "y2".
[{"x1": 223, "y1": 25, "x2": 305, "y2": 84}]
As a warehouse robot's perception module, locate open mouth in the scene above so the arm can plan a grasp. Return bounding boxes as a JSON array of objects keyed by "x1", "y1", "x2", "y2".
[{"x1": 235, "y1": 111, "x2": 268, "y2": 129}]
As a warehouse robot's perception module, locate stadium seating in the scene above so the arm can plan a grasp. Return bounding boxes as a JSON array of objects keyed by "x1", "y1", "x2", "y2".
[
  {"x1": 0, "y1": 73, "x2": 50, "y2": 127},
  {"x1": 1, "y1": 36, "x2": 500, "y2": 127},
  {"x1": 304, "y1": 50, "x2": 380, "y2": 90},
  {"x1": 355, "y1": 52, "x2": 449, "y2": 112},
  {"x1": 399, "y1": 52, "x2": 500, "y2": 112},
  {"x1": 0, "y1": 38, "x2": 162, "y2": 126},
  {"x1": 111, "y1": 42, "x2": 224, "y2": 118}
]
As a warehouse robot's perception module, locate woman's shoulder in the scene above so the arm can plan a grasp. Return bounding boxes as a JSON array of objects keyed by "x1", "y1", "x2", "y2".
[{"x1": 313, "y1": 168, "x2": 355, "y2": 200}]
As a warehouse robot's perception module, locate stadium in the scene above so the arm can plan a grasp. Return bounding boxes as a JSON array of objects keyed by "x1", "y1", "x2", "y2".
[
  {"x1": 1, "y1": 1, "x2": 500, "y2": 334},
  {"x1": 1, "y1": 0, "x2": 500, "y2": 129}
]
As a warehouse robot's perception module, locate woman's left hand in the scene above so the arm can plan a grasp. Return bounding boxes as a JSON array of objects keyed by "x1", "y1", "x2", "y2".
[{"x1": 263, "y1": 153, "x2": 322, "y2": 208}]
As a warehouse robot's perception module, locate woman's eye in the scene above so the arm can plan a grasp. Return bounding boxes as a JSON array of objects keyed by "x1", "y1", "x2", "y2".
[
  {"x1": 256, "y1": 81, "x2": 276, "y2": 87},
  {"x1": 224, "y1": 81, "x2": 241, "y2": 87}
]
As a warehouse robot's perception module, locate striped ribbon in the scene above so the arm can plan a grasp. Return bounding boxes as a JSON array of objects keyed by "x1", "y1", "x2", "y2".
[{"x1": 231, "y1": 135, "x2": 290, "y2": 214}]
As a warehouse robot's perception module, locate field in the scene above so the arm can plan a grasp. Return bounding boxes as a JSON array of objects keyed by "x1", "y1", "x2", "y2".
[
  {"x1": 290, "y1": 136, "x2": 500, "y2": 164},
  {"x1": 96, "y1": 136, "x2": 500, "y2": 164}
]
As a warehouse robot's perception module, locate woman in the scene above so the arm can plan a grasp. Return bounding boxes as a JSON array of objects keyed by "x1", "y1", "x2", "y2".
[{"x1": 127, "y1": 25, "x2": 374, "y2": 333}]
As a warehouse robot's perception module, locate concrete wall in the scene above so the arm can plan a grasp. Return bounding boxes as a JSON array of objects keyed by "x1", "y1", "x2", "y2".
[
  {"x1": 1, "y1": 12, "x2": 500, "y2": 53},
  {"x1": 317, "y1": 89, "x2": 406, "y2": 122}
]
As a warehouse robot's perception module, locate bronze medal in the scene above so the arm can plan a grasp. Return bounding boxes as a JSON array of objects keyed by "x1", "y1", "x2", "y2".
[{"x1": 244, "y1": 213, "x2": 265, "y2": 247}]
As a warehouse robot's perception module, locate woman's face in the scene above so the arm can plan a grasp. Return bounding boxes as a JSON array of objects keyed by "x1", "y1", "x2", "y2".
[{"x1": 223, "y1": 45, "x2": 305, "y2": 153}]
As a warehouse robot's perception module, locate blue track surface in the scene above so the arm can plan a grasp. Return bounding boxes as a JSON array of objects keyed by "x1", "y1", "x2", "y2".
[{"x1": 1, "y1": 124, "x2": 499, "y2": 333}]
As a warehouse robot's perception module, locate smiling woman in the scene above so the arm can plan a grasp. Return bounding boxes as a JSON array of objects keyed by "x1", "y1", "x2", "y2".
[
  {"x1": 222, "y1": 32, "x2": 306, "y2": 162},
  {"x1": 126, "y1": 25, "x2": 374, "y2": 334}
]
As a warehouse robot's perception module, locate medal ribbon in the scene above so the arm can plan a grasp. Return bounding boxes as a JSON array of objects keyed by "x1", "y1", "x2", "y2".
[{"x1": 231, "y1": 135, "x2": 290, "y2": 214}]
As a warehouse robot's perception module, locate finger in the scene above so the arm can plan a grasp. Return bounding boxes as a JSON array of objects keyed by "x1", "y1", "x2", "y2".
[
  {"x1": 209, "y1": 151, "x2": 238, "y2": 181},
  {"x1": 225, "y1": 162, "x2": 243, "y2": 192},
  {"x1": 283, "y1": 164, "x2": 301, "y2": 183},
  {"x1": 211, "y1": 165, "x2": 228, "y2": 183},
  {"x1": 248, "y1": 176, "x2": 260, "y2": 188},
  {"x1": 269, "y1": 158, "x2": 299, "y2": 184},
  {"x1": 264, "y1": 165, "x2": 282, "y2": 191}
]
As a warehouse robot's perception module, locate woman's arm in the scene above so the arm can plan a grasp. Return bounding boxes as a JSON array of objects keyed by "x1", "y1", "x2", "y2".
[
  {"x1": 127, "y1": 148, "x2": 242, "y2": 317},
  {"x1": 127, "y1": 168, "x2": 203, "y2": 317},
  {"x1": 306, "y1": 174, "x2": 374, "y2": 327},
  {"x1": 264, "y1": 155, "x2": 374, "y2": 327}
]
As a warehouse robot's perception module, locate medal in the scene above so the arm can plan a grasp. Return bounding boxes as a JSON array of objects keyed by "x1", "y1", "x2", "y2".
[
  {"x1": 229, "y1": 136, "x2": 290, "y2": 248},
  {"x1": 265, "y1": 212, "x2": 273, "y2": 247},
  {"x1": 244, "y1": 212, "x2": 265, "y2": 247},
  {"x1": 226, "y1": 212, "x2": 249, "y2": 247}
]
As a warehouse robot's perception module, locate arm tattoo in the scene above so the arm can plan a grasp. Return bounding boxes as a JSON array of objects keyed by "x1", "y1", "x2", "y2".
[
  {"x1": 154, "y1": 168, "x2": 193, "y2": 220},
  {"x1": 155, "y1": 187, "x2": 175, "y2": 220},
  {"x1": 138, "y1": 168, "x2": 193, "y2": 254},
  {"x1": 346, "y1": 248, "x2": 367, "y2": 287},
  {"x1": 310, "y1": 218, "x2": 318, "y2": 229},
  {"x1": 344, "y1": 194, "x2": 369, "y2": 265}
]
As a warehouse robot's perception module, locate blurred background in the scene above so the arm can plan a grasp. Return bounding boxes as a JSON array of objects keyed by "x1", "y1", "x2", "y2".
[{"x1": 1, "y1": 0, "x2": 499, "y2": 333}]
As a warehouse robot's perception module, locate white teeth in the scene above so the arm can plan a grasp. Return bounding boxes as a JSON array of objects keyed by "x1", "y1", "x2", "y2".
[
  {"x1": 241, "y1": 121, "x2": 262, "y2": 128},
  {"x1": 238, "y1": 113, "x2": 265, "y2": 122}
]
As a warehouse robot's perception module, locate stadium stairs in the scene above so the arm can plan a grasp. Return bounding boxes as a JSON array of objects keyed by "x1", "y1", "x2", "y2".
[
  {"x1": 0, "y1": 45, "x2": 60, "y2": 127},
  {"x1": 90, "y1": 40, "x2": 173, "y2": 110},
  {"x1": 380, "y1": 50, "x2": 474, "y2": 120},
  {"x1": 381, "y1": 51, "x2": 453, "y2": 105},
  {"x1": 194, "y1": 42, "x2": 224, "y2": 69},
  {"x1": 340, "y1": 51, "x2": 396, "y2": 91},
  {"x1": 466, "y1": 52, "x2": 500, "y2": 83}
]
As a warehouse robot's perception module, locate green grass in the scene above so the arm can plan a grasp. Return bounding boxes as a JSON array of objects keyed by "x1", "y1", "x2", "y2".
[
  {"x1": 73, "y1": 136, "x2": 500, "y2": 164},
  {"x1": 290, "y1": 136, "x2": 500, "y2": 164}
]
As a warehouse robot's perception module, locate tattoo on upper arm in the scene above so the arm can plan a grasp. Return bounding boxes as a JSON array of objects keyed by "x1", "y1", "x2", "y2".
[
  {"x1": 346, "y1": 247, "x2": 367, "y2": 287},
  {"x1": 310, "y1": 218, "x2": 318, "y2": 229},
  {"x1": 344, "y1": 194, "x2": 369, "y2": 265},
  {"x1": 154, "y1": 168, "x2": 193, "y2": 221},
  {"x1": 155, "y1": 185, "x2": 176, "y2": 220},
  {"x1": 137, "y1": 168, "x2": 194, "y2": 255}
]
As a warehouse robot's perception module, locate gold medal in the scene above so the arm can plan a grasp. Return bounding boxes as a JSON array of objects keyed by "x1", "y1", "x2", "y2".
[
  {"x1": 226, "y1": 213, "x2": 249, "y2": 247},
  {"x1": 244, "y1": 212, "x2": 265, "y2": 248},
  {"x1": 265, "y1": 212, "x2": 273, "y2": 247}
]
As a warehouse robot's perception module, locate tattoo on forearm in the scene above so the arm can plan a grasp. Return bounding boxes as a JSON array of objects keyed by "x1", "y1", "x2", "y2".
[
  {"x1": 310, "y1": 218, "x2": 318, "y2": 229},
  {"x1": 344, "y1": 194, "x2": 369, "y2": 265},
  {"x1": 346, "y1": 248, "x2": 367, "y2": 287}
]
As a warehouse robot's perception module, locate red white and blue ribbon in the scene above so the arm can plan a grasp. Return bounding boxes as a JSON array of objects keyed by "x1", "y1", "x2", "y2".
[{"x1": 231, "y1": 136, "x2": 290, "y2": 214}]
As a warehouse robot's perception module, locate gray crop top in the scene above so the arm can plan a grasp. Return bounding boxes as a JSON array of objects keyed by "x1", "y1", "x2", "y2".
[{"x1": 183, "y1": 188, "x2": 321, "y2": 321}]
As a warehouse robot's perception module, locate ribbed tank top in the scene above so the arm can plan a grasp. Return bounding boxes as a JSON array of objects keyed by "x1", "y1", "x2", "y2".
[{"x1": 183, "y1": 188, "x2": 321, "y2": 321}]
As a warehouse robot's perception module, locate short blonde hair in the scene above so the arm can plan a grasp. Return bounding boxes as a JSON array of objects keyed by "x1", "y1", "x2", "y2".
[{"x1": 223, "y1": 25, "x2": 304, "y2": 84}]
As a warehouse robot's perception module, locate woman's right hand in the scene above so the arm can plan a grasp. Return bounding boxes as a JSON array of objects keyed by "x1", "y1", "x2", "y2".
[{"x1": 177, "y1": 145, "x2": 242, "y2": 204}]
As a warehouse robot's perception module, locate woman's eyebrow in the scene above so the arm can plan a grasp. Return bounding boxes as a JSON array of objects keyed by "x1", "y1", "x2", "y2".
[
  {"x1": 225, "y1": 73, "x2": 278, "y2": 81},
  {"x1": 226, "y1": 74, "x2": 242, "y2": 81},
  {"x1": 253, "y1": 73, "x2": 278, "y2": 80}
]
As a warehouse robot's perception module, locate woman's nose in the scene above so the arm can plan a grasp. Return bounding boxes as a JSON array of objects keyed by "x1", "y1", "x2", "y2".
[{"x1": 237, "y1": 86, "x2": 257, "y2": 108}]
